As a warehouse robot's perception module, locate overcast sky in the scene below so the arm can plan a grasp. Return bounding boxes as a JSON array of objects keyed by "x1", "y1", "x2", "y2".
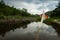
[{"x1": 4, "y1": 0, "x2": 59, "y2": 14}]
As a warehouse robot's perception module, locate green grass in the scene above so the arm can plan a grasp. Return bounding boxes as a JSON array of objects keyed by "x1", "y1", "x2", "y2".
[{"x1": 45, "y1": 17, "x2": 60, "y2": 22}]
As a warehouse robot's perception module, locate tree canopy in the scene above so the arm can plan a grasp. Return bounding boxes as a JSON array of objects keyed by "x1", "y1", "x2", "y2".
[
  {"x1": 0, "y1": 0, "x2": 31, "y2": 16},
  {"x1": 45, "y1": 1, "x2": 60, "y2": 18}
]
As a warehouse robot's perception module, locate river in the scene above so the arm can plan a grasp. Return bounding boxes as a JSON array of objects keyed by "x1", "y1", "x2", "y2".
[{"x1": 0, "y1": 22, "x2": 60, "y2": 40}]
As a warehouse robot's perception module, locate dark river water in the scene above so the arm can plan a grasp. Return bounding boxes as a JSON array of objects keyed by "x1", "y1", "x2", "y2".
[{"x1": 0, "y1": 22, "x2": 60, "y2": 40}]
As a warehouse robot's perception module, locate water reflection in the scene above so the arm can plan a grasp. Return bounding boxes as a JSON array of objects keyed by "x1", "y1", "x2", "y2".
[
  {"x1": 0, "y1": 21, "x2": 30, "y2": 36},
  {"x1": 0, "y1": 22, "x2": 60, "y2": 40}
]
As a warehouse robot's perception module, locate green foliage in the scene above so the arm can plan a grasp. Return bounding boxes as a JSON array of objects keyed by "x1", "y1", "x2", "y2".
[
  {"x1": 0, "y1": 0, "x2": 31, "y2": 16},
  {"x1": 45, "y1": 1, "x2": 60, "y2": 18},
  {"x1": 0, "y1": 0, "x2": 40, "y2": 21}
]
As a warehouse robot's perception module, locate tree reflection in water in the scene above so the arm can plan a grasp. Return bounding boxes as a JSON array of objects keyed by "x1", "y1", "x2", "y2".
[
  {"x1": 0, "y1": 22, "x2": 60, "y2": 40},
  {"x1": 0, "y1": 21, "x2": 30, "y2": 36}
]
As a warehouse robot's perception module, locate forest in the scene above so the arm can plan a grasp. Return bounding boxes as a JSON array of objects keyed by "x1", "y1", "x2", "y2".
[{"x1": 0, "y1": 0, "x2": 40, "y2": 20}]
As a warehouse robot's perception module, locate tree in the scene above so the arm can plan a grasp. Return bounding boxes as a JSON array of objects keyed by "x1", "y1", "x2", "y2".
[
  {"x1": 57, "y1": 1, "x2": 60, "y2": 8},
  {"x1": 0, "y1": 0, "x2": 5, "y2": 5},
  {"x1": 45, "y1": 1, "x2": 60, "y2": 18}
]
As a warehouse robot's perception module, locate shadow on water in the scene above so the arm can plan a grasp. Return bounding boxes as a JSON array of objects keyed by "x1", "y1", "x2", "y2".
[{"x1": 0, "y1": 21, "x2": 31, "y2": 36}]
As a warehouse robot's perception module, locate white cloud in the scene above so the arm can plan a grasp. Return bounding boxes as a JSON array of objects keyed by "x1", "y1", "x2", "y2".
[
  {"x1": 8, "y1": 1, "x2": 49, "y2": 14},
  {"x1": 4, "y1": 0, "x2": 58, "y2": 14}
]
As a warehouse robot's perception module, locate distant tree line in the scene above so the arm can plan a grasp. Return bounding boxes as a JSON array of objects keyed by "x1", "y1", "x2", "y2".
[
  {"x1": 0, "y1": 0, "x2": 32, "y2": 17},
  {"x1": 0, "y1": 0, "x2": 40, "y2": 20},
  {"x1": 45, "y1": 1, "x2": 60, "y2": 18}
]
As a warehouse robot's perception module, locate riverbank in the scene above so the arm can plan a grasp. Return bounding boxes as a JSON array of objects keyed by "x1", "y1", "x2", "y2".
[
  {"x1": 0, "y1": 17, "x2": 40, "y2": 36},
  {"x1": 0, "y1": 17, "x2": 60, "y2": 36}
]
